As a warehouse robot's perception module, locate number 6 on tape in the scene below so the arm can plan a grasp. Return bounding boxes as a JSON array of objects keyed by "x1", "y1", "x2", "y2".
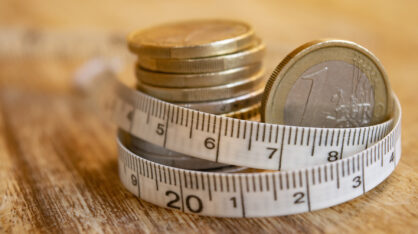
[{"x1": 95, "y1": 75, "x2": 401, "y2": 217}]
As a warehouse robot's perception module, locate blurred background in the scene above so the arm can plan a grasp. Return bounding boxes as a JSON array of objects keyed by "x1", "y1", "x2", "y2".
[
  {"x1": 0, "y1": 0, "x2": 417, "y2": 232},
  {"x1": 1, "y1": 0, "x2": 417, "y2": 95}
]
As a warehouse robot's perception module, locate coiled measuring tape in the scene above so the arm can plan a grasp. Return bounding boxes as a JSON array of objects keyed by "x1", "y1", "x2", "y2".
[
  {"x1": 1, "y1": 27, "x2": 402, "y2": 217},
  {"x1": 91, "y1": 71, "x2": 401, "y2": 218}
]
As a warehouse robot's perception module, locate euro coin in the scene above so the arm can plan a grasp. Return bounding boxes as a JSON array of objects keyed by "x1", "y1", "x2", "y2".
[
  {"x1": 177, "y1": 88, "x2": 263, "y2": 114},
  {"x1": 128, "y1": 19, "x2": 255, "y2": 59},
  {"x1": 137, "y1": 69, "x2": 265, "y2": 102},
  {"x1": 261, "y1": 39, "x2": 392, "y2": 128},
  {"x1": 136, "y1": 39, "x2": 265, "y2": 73},
  {"x1": 136, "y1": 63, "x2": 262, "y2": 88}
]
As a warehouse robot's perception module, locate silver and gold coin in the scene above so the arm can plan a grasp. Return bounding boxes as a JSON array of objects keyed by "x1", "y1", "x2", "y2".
[
  {"x1": 177, "y1": 88, "x2": 263, "y2": 114},
  {"x1": 136, "y1": 63, "x2": 262, "y2": 88},
  {"x1": 128, "y1": 19, "x2": 255, "y2": 59},
  {"x1": 136, "y1": 39, "x2": 265, "y2": 73},
  {"x1": 262, "y1": 39, "x2": 392, "y2": 128},
  {"x1": 137, "y1": 69, "x2": 265, "y2": 102}
]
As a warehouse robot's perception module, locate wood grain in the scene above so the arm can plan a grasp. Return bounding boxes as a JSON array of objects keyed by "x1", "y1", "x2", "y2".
[{"x1": 0, "y1": 0, "x2": 417, "y2": 233}]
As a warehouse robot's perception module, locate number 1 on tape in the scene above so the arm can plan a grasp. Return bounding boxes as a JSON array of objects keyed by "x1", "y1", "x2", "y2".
[{"x1": 95, "y1": 74, "x2": 401, "y2": 217}]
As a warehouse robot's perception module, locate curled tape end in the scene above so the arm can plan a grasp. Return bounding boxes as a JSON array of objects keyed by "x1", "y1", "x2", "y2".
[{"x1": 73, "y1": 57, "x2": 123, "y2": 93}]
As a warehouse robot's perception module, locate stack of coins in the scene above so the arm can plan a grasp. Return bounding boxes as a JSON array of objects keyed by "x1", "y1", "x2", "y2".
[
  {"x1": 126, "y1": 19, "x2": 266, "y2": 170},
  {"x1": 128, "y1": 19, "x2": 265, "y2": 118}
]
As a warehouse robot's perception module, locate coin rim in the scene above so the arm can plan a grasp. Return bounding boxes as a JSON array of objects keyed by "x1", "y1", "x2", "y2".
[
  {"x1": 177, "y1": 88, "x2": 263, "y2": 114},
  {"x1": 137, "y1": 68, "x2": 265, "y2": 102},
  {"x1": 136, "y1": 63, "x2": 262, "y2": 88},
  {"x1": 261, "y1": 39, "x2": 393, "y2": 126},
  {"x1": 223, "y1": 103, "x2": 260, "y2": 120},
  {"x1": 136, "y1": 38, "x2": 265, "y2": 73}
]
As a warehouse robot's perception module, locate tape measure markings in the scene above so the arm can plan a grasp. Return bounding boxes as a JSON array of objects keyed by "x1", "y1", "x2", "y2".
[
  {"x1": 97, "y1": 78, "x2": 393, "y2": 170},
  {"x1": 2, "y1": 29, "x2": 402, "y2": 217},
  {"x1": 90, "y1": 74, "x2": 401, "y2": 217},
  {"x1": 117, "y1": 110, "x2": 400, "y2": 217}
]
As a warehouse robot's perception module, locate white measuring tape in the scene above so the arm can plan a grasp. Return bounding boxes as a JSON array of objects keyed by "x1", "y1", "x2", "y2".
[
  {"x1": 3, "y1": 28, "x2": 401, "y2": 217},
  {"x1": 90, "y1": 73, "x2": 401, "y2": 217}
]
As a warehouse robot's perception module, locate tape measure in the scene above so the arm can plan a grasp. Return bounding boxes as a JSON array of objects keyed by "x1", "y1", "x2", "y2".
[
  {"x1": 91, "y1": 73, "x2": 401, "y2": 218},
  {"x1": 2, "y1": 28, "x2": 402, "y2": 217}
]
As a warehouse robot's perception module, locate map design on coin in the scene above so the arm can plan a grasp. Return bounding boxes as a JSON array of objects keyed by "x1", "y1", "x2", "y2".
[
  {"x1": 284, "y1": 60, "x2": 374, "y2": 127},
  {"x1": 262, "y1": 40, "x2": 392, "y2": 128}
]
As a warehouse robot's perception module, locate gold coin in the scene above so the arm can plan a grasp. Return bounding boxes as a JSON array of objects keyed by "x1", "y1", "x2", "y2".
[
  {"x1": 261, "y1": 39, "x2": 393, "y2": 127},
  {"x1": 136, "y1": 63, "x2": 262, "y2": 88},
  {"x1": 137, "y1": 69, "x2": 265, "y2": 102},
  {"x1": 128, "y1": 19, "x2": 255, "y2": 59},
  {"x1": 177, "y1": 88, "x2": 263, "y2": 114},
  {"x1": 136, "y1": 39, "x2": 265, "y2": 73}
]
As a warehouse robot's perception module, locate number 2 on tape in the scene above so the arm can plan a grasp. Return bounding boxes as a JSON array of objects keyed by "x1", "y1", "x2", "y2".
[{"x1": 97, "y1": 76, "x2": 401, "y2": 217}]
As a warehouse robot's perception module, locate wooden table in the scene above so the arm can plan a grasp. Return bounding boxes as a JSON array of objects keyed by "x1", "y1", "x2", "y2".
[{"x1": 0, "y1": 0, "x2": 417, "y2": 233}]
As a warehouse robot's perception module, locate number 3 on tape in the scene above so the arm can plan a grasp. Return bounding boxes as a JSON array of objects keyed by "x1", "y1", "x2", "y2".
[{"x1": 97, "y1": 76, "x2": 401, "y2": 217}]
